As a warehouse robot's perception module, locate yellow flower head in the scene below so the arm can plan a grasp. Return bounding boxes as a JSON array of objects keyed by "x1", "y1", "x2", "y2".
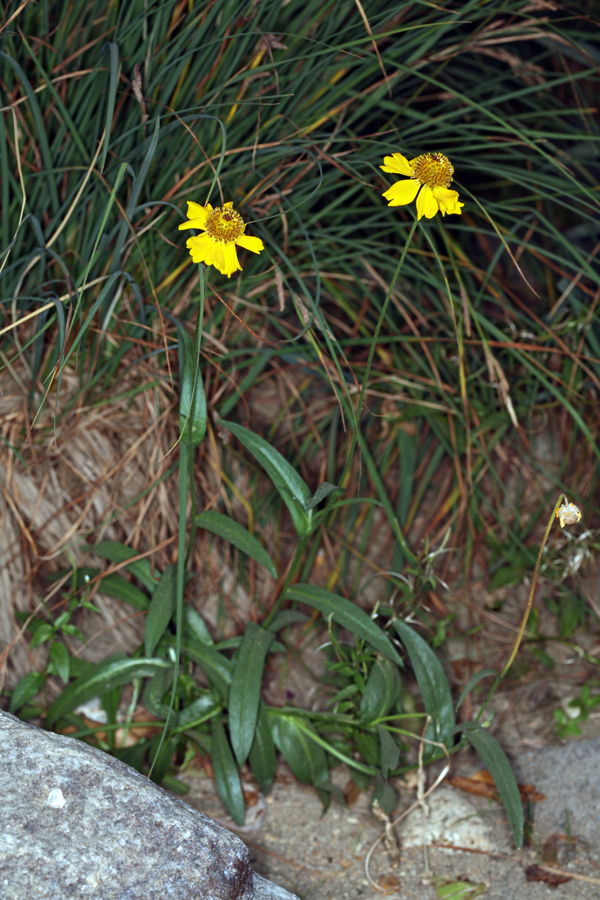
[
  {"x1": 380, "y1": 152, "x2": 464, "y2": 220},
  {"x1": 179, "y1": 201, "x2": 264, "y2": 277},
  {"x1": 556, "y1": 501, "x2": 582, "y2": 529}
]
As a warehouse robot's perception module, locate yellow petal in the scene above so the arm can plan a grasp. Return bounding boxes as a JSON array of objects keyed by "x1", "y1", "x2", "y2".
[
  {"x1": 380, "y1": 153, "x2": 413, "y2": 176},
  {"x1": 179, "y1": 201, "x2": 210, "y2": 231},
  {"x1": 188, "y1": 201, "x2": 210, "y2": 222},
  {"x1": 432, "y1": 186, "x2": 463, "y2": 216},
  {"x1": 221, "y1": 242, "x2": 241, "y2": 278},
  {"x1": 416, "y1": 184, "x2": 438, "y2": 219},
  {"x1": 382, "y1": 179, "x2": 420, "y2": 207},
  {"x1": 236, "y1": 234, "x2": 264, "y2": 254},
  {"x1": 223, "y1": 201, "x2": 234, "y2": 209},
  {"x1": 179, "y1": 218, "x2": 207, "y2": 231},
  {"x1": 210, "y1": 242, "x2": 226, "y2": 274},
  {"x1": 186, "y1": 233, "x2": 214, "y2": 264}
]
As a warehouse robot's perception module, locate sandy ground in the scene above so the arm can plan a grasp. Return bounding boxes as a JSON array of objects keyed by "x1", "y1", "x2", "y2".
[{"x1": 178, "y1": 755, "x2": 600, "y2": 900}]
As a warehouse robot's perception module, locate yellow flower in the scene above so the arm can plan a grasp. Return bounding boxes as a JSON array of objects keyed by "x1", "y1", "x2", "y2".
[
  {"x1": 380, "y1": 152, "x2": 464, "y2": 220},
  {"x1": 556, "y1": 501, "x2": 582, "y2": 528},
  {"x1": 179, "y1": 201, "x2": 264, "y2": 277}
]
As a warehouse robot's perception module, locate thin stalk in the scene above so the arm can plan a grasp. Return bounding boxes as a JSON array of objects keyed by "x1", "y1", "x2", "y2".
[
  {"x1": 333, "y1": 216, "x2": 419, "y2": 498},
  {"x1": 185, "y1": 265, "x2": 206, "y2": 567},
  {"x1": 263, "y1": 534, "x2": 309, "y2": 630},
  {"x1": 477, "y1": 493, "x2": 567, "y2": 722},
  {"x1": 148, "y1": 439, "x2": 189, "y2": 778}
]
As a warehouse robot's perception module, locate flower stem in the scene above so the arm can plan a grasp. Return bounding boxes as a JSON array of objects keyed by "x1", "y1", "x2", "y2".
[
  {"x1": 184, "y1": 264, "x2": 206, "y2": 567},
  {"x1": 500, "y1": 493, "x2": 566, "y2": 680},
  {"x1": 263, "y1": 535, "x2": 309, "y2": 630},
  {"x1": 335, "y1": 216, "x2": 419, "y2": 496},
  {"x1": 476, "y1": 493, "x2": 566, "y2": 724}
]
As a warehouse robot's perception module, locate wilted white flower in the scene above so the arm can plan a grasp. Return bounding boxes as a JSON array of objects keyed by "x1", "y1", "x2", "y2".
[{"x1": 556, "y1": 501, "x2": 582, "y2": 529}]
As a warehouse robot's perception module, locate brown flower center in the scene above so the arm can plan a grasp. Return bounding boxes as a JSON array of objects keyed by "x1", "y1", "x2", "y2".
[
  {"x1": 411, "y1": 152, "x2": 454, "y2": 188},
  {"x1": 206, "y1": 206, "x2": 245, "y2": 243}
]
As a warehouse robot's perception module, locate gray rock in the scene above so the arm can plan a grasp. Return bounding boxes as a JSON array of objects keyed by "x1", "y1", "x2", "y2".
[
  {"x1": 514, "y1": 735, "x2": 600, "y2": 843},
  {"x1": 400, "y1": 786, "x2": 496, "y2": 852},
  {"x1": 0, "y1": 710, "x2": 298, "y2": 900}
]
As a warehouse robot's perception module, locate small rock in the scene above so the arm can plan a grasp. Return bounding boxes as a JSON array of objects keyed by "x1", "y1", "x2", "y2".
[
  {"x1": 514, "y1": 735, "x2": 600, "y2": 843},
  {"x1": 0, "y1": 709, "x2": 298, "y2": 900},
  {"x1": 400, "y1": 786, "x2": 495, "y2": 851}
]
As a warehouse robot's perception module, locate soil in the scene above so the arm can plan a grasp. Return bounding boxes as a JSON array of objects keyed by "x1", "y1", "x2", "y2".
[{"x1": 177, "y1": 751, "x2": 600, "y2": 900}]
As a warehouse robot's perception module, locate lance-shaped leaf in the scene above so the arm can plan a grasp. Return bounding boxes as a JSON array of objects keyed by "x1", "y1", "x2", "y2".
[
  {"x1": 161, "y1": 635, "x2": 232, "y2": 702},
  {"x1": 94, "y1": 541, "x2": 158, "y2": 592},
  {"x1": 249, "y1": 703, "x2": 276, "y2": 794},
  {"x1": 360, "y1": 657, "x2": 402, "y2": 723},
  {"x1": 393, "y1": 620, "x2": 455, "y2": 754},
  {"x1": 145, "y1": 564, "x2": 177, "y2": 657},
  {"x1": 466, "y1": 726, "x2": 524, "y2": 850},
  {"x1": 212, "y1": 719, "x2": 245, "y2": 826},
  {"x1": 456, "y1": 668, "x2": 498, "y2": 711},
  {"x1": 304, "y1": 481, "x2": 342, "y2": 511},
  {"x1": 228, "y1": 623, "x2": 275, "y2": 766},
  {"x1": 178, "y1": 323, "x2": 207, "y2": 448},
  {"x1": 270, "y1": 713, "x2": 328, "y2": 787},
  {"x1": 219, "y1": 420, "x2": 313, "y2": 538},
  {"x1": 195, "y1": 510, "x2": 277, "y2": 578},
  {"x1": 284, "y1": 584, "x2": 402, "y2": 667},
  {"x1": 45, "y1": 657, "x2": 171, "y2": 725}
]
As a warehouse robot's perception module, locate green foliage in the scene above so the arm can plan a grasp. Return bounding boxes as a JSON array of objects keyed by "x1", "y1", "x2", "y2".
[
  {"x1": 393, "y1": 619, "x2": 455, "y2": 756},
  {"x1": 220, "y1": 420, "x2": 314, "y2": 538},
  {"x1": 228, "y1": 622, "x2": 275, "y2": 765},
  {"x1": 195, "y1": 510, "x2": 277, "y2": 578},
  {"x1": 463, "y1": 725, "x2": 524, "y2": 850},
  {"x1": 554, "y1": 684, "x2": 600, "y2": 739}
]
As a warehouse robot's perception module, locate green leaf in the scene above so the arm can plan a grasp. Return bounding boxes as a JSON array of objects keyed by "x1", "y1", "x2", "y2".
[
  {"x1": 184, "y1": 605, "x2": 213, "y2": 645},
  {"x1": 304, "y1": 481, "x2": 342, "y2": 511},
  {"x1": 284, "y1": 584, "x2": 402, "y2": 667},
  {"x1": 195, "y1": 510, "x2": 277, "y2": 579},
  {"x1": 99, "y1": 43, "x2": 119, "y2": 173},
  {"x1": 162, "y1": 635, "x2": 232, "y2": 701},
  {"x1": 30, "y1": 622, "x2": 55, "y2": 648},
  {"x1": 267, "y1": 610, "x2": 309, "y2": 631},
  {"x1": 355, "y1": 731, "x2": 380, "y2": 766},
  {"x1": 145, "y1": 565, "x2": 177, "y2": 657},
  {"x1": 433, "y1": 877, "x2": 487, "y2": 899},
  {"x1": 249, "y1": 702, "x2": 276, "y2": 794},
  {"x1": 466, "y1": 727, "x2": 523, "y2": 850},
  {"x1": 393, "y1": 620, "x2": 455, "y2": 755},
  {"x1": 94, "y1": 573, "x2": 150, "y2": 611},
  {"x1": 148, "y1": 733, "x2": 176, "y2": 785},
  {"x1": 45, "y1": 657, "x2": 171, "y2": 726},
  {"x1": 10, "y1": 671, "x2": 45, "y2": 714},
  {"x1": 178, "y1": 323, "x2": 207, "y2": 448},
  {"x1": 94, "y1": 541, "x2": 158, "y2": 592},
  {"x1": 49, "y1": 642, "x2": 70, "y2": 684},
  {"x1": 160, "y1": 773, "x2": 190, "y2": 795},
  {"x1": 228, "y1": 623, "x2": 275, "y2": 766},
  {"x1": 219, "y1": 420, "x2": 313, "y2": 538},
  {"x1": 456, "y1": 669, "x2": 498, "y2": 711},
  {"x1": 378, "y1": 726, "x2": 400, "y2": 779},
  {"x1": 211, "y1": 719, "x2": 245, "y2": 826},
  {"x1": 270, "y1": 713, "x2": 328, "y2": 787},
  {"x1": 143, "y1": 667, "x2": 220, "y2": 729},
  {"x1": 360, "y1": 657, "x2": 402, "y2": 723},
  {"x1": 374, "y1": 770, "x2": 396, "y2": 816}
]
